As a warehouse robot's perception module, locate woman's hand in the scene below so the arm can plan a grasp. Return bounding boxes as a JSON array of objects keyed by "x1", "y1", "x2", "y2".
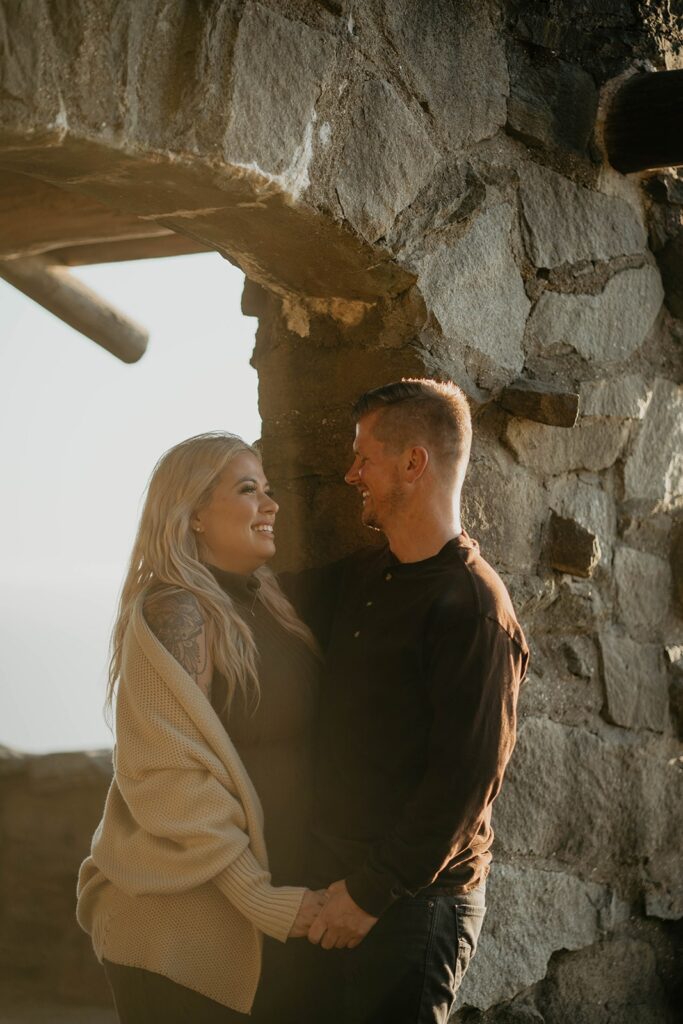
[{"x1": 288, "y1": 889, "x2": 328, "y2": 938}]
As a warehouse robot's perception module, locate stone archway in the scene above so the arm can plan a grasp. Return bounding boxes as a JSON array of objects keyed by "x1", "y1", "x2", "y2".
[{"x1": 1, "y1": 2, "x2": 682, "y2": 1019}]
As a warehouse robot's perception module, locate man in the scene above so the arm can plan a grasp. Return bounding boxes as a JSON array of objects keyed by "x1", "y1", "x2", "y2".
[{"x1": 282, "y1": 379, "x2": 528, "y2": 1024}]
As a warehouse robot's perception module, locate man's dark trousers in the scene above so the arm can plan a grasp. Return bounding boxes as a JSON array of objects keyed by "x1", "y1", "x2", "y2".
[{"x1": 253, "y1": 882, "x2": 486, "y2": 1024}]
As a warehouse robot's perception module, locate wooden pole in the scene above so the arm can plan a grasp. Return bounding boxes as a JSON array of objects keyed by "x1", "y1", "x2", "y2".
[
  {"x1": 604, "y1": 70, "x2": 683, "y2": 174},
  {"x1": 0, "y1": 256, "x2": 148, "y2": 363}
]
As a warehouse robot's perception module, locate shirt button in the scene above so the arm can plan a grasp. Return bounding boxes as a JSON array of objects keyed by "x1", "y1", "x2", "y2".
[
  {"x1": 366, "y1": 600, "x2": 373, "y2": 607},
  {"x1": 353, "y1": 630, "x2": 360, "y2": 638},
  {"x1": 385, "y1": 572, "x2": 392, "y2": 581}
]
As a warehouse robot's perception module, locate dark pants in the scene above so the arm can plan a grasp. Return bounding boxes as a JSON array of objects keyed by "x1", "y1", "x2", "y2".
[
  {"x1": 252, "y1": 884, "x2": 486, "y2": 1024},
  {"x1": 103, "y1": 960, "x2": 248, "y2": 1024}
]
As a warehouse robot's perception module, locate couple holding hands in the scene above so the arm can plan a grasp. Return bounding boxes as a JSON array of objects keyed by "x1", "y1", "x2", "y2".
[{"x1": 77, "y1": 378, "x2": 528, "y2": 1023}]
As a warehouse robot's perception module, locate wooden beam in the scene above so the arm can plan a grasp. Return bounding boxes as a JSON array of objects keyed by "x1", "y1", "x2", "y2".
[
  {"x1": 52, "y1": 234, "x2": 212, "y2": 267},
  {"x1": 0, "y1": 256, "x2": 148, "y2": 363},
  {"x1": 604, "y1": 70, "x2": 683, "y2": 174},
  {"x1": 0, "y1": 169, "x2": 213, "y2": 264}
]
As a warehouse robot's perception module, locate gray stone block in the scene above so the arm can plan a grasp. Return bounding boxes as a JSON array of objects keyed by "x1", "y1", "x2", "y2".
[
  {"x1": 418, "y1": 204, "x2": 531, "y2": 387},
  {"x1": 501, "y1": 379, "x2": 579, "y2": 427},
  {"x1": 580, "y1": 374, "x2": 651, "y2": 419},
  {"x1": 519, "y1": 163, "x2": 647, "y2": 268},
  {"x1": 547, "y1": 476, "x2": 616, "y2": 561},
  {"x1": 643, "y1": 870, "x2": 683, "y2": 920},
  {"x1": 546, "y1": 512, "x2": 601, "y2": 578},
  {"x1": 657, "y1": 229, "x2": 683, "y2": 318},
  {"x1": 672, "y1": 520, "x2": 683, "y2": 618},
  {"x1": 495, "y1": 716, "x2": 682, "y2": 891},
  {"x1": 382, "y1": 0, "x2": 508, "y2": 151},
  {"x1": 614, "y1": 546, "x2": 672, "y2": 641},
  {"x1": 535, "y1": 577, "x2": 606, "y2": 637},
  {"x1": 599, "y1": 631, "x2": 669, "y2": 732},
  {"x1": 336, "y1": 77, "x2": 441, "y2": 241},
  {"x1": 504, "y1": 418, "x2": 629, "y2": 475},
  {"x1": 463, "y1": 442, "x2": 547, "y2": 572},
  {"x1": 457, "y1": 863, "x2": 608, "y2": 1009},
  {"x1": 507, "y1": 53, "x2": 598, "y2": 157},
  {"x1": 526, "y1": 266, "x2": 664, "y2": 362},
  {"x1": 223, "y1": 2, "x2": 336, "y2": 194},
  {"x1": 537, "y1": 935, "x2": 674, "y2": 1024},
  {"x1": 623, "y1": 378, "x2": 683, "y2": 509}
]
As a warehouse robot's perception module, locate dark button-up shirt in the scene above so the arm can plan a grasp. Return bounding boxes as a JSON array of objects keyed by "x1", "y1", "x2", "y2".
[{"x1": 283, "y1": 533, "x2": 528, "y2": 916}]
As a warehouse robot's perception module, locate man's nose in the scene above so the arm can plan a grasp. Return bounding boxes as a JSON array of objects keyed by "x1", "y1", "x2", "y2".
[{"x1": 345, "y1": 458, "x2": 360, "y2": 485}]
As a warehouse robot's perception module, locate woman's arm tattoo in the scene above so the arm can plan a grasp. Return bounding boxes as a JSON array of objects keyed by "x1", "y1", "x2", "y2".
[{"x1": 144, "y1": 591, "x2": 208, "y2": 681}]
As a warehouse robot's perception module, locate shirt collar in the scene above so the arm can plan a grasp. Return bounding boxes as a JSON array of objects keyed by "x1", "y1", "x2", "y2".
[{"x1": 386, "y1": 531, "x2": 479, "y2": 572}]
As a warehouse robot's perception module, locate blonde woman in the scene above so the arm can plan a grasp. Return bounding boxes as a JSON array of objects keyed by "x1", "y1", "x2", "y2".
[{"x1": 77, "y1": 433, "x2": 324, "y2": 1023}]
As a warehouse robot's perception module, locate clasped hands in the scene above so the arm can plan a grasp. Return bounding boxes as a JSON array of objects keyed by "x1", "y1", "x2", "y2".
[{"x1": 289, "y1": 879, "x2": 378, "y2": 950}]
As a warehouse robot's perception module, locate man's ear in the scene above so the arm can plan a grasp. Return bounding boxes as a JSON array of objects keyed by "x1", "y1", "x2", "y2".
[{"x1": 405, "y1": 446, "x2": 429, "y2": 482}]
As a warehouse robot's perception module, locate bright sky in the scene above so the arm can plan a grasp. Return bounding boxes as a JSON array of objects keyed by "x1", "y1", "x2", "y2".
[{"x1": 0, "y1": 253, "x2": 259, "y2": 754}]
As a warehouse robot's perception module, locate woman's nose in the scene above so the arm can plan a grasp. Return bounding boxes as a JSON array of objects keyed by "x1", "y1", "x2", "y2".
[{"x1": 262, "y1": 493, "x2": 278, "y2": 514}]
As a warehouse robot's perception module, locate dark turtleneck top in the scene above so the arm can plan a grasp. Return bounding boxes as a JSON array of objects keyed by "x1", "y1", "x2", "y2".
[{"x1": 207, "y1": 566, "x2": 318, "y2": 887}]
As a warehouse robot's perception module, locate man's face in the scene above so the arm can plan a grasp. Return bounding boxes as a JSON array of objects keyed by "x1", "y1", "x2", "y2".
[{"x1": 344, "y1": 412, "x2": 405, "y2": 532}]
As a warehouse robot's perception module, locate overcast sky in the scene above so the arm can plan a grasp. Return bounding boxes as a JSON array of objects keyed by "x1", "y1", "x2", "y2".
[{"x1": 0, "y1": 253, "x2": 259, "y2": 753}]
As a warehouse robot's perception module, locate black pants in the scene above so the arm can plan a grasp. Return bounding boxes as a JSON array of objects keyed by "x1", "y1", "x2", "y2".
[
  {"x1": 103, "y1": 960, "x2": 249, "y2": 1024},
  {"x1": 251, "y1": 884, "x2": 486, "y2": 1024}
]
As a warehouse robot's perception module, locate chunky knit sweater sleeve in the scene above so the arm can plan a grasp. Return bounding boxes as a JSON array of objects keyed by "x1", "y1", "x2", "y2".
[{"x1": 94, "y1": 600, "x2": 305, "y2": 943}]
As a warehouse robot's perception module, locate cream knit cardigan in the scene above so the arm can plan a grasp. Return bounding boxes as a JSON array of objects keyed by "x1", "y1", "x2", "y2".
[{"x1": 76, "y1": 596, "x2": 305, "y2": 1013}]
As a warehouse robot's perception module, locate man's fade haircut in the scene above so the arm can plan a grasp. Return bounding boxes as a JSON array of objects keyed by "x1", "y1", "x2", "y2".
[{"x1": 353, "y1": 378, "x2": 472, "y2": 485}]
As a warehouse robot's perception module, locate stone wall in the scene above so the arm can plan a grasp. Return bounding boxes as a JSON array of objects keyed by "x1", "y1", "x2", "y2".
[{"x1": 0, "y1": 1, "x2": 681, "y2": 1019}]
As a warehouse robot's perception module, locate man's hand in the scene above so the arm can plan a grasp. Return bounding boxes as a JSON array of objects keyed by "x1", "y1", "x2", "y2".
[
  {"x1": 288, "y1": 889, "x2": 329, "y2": 938},
  {"x1": 307, "y1": 879, "x2": 378, "y2": 950}
]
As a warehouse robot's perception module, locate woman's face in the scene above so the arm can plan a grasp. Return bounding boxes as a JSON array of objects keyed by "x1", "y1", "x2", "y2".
[{"x1": 192, "y1": 452, "x2": 278, "y2": 574}]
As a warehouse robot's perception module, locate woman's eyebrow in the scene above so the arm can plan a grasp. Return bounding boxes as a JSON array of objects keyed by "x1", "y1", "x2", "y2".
[{"x1": 234, "y1": 476, "x2": 258, "y2": 486}]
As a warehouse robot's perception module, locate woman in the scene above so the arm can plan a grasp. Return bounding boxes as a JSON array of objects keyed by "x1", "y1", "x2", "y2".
[{"x1": 77, "y1": 432, "x2": 324, "y2": 1022}]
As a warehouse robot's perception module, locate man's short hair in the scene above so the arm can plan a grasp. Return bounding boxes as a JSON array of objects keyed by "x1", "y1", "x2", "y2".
[{"x1": 353, "y1": 378, "x2": 472, "y2": 483}]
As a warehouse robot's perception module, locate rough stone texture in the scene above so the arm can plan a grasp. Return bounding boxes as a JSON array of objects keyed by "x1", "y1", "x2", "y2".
[
  {"x1": 623, "y1": 378, "x2": 683, "y2": 509},
  {"x1": 546, "y1": 512, "x2": 601, "y2": 578},
  {"x1": 534, "y1": 577, "x2": 607, "y2": 638},
  {"x1": 462, "y1": 428, "x2": 547, "y2": 573},
  {"x1": 547, "y1": 476, "x2": 616, "y2": 561},
  {"x1": 380, "y1": 0, "x2": 509, "y2": 152},
  {"x1": 417, "y1": 205, "x2": 531, "y2": 388},
  {"x1": 223, "y1": 2, "x2": 336, "y2": 191},
  {"x1": 500, "y1": 380, "x2": 579, "y2": 427},
  {"x1": 600, "y1": 631, "x2": 669, "y2": 732},
  {"x1": 336, "y1": 77, "x2": 441, "y2": 242},
  {"x1": 526, "y1": 266, "x2": 664, "y2": 362},
  {"x1": 672, "y1": 519, "x2": 683, "y2": 618},
  {"x1": 657, "y1": 231, "x2": 683, "y2": 318},
  {"x1": 519, "y1": 163, "x2": 647, "y2": 268},
  {"x1": 614, "y1": 546, "x2": 673, "y2": 642},
  {"x1": 504, "y1": 418, "x2": 629, "y2": 475},
  {"x1": 454, "y1": 919, "x2": 682, "y2": 1023},
  {"x1": 0, "y1": 749, "x2": 113, "y2": 1006},
  {"x1": 533, "y1": 930, "x2": 681, "y2": 1024},
  {"x1": 457, "y1": 863, "x2": 610, "y2": 1010},
  {"x1": 580, "y1": 374, "x2": 651, "y2": 418},
  {"x1": 507, "y1": 50, "x2": 598, "y2": 158},
  {"x1": 494, "y1": 716, "x2": 682, "y2": 897}
]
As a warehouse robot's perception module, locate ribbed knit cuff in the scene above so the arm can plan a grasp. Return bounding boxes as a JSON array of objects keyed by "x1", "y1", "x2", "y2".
[
  {"x1": 345, "y1": 864, "x2": 403, "y2": 918},
  {"x1": 214, "y1": 847, "x2": 305, "y2": 942}
]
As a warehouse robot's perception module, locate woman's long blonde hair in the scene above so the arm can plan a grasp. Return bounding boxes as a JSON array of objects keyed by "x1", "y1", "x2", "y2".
[{"x1": 106, "y1": 432, "x2": 317, "y2": 720}]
